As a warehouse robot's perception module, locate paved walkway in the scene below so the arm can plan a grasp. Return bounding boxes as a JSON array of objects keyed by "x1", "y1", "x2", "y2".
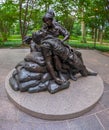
[{"x1": 0, "y1": 49, "x2": 109, "y2": 130}]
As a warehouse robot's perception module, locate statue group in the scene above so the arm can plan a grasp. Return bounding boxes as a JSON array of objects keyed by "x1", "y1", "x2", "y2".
[{"x1": 9, "y1": 10, "x2": 97, "y2": 94}]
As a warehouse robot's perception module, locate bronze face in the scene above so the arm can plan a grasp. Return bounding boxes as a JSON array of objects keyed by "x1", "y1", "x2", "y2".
[{"x1": 44, "y1": 18, "x2": 53, "y2": 26}]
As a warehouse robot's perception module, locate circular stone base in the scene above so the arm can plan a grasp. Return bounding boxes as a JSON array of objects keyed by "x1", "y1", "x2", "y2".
[{"x1": 5, "y1": 70, "x2": 104, "y2": 120}]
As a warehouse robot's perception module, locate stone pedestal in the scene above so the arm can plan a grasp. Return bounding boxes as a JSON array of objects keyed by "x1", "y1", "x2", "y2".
[{"x1": 5, "y1": 70, "x2": 104, "y2": 120}]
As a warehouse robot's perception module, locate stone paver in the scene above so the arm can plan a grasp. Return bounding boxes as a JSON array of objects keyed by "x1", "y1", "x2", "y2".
[
  {"x1": 96, "y1": 109, "x2": 109, "y2": 130},
  {"x1": 0, "y1": 49, "x2": 109, "y2": 130},
  {"x1": 67, "y1": 115, "x2": 104, "y2": 130}
]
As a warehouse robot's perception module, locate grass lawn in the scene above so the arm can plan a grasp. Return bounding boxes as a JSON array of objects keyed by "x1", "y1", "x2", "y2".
[
  {"x1": 0, "y1": 35, "x2": 22, "y2": 48},
  {"x1": 0, "y1": 35, "x2": 109, "y2": 52},
  {"x1": 69, "y1": 40, "x2": 109, "y2": 52}
]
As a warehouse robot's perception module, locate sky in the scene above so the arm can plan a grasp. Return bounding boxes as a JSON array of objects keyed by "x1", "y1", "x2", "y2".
[{"x1": 0, "y1": 0, "x2": 5, "y2": 3}]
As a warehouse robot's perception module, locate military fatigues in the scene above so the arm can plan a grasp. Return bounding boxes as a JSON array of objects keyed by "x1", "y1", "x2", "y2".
[{"x1": 41, "y1": 21, "x2": 69, "y2": 39}]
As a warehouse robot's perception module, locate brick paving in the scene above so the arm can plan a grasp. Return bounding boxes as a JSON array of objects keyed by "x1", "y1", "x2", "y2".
[{"x1": 0, "y1": 49, "x2": 109, "y2": 130}]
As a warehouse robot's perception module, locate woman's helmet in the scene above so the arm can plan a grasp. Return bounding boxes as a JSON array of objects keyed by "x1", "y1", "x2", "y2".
[{"x1": 42, "y1": 9, "x2": 55, "y2": 23}]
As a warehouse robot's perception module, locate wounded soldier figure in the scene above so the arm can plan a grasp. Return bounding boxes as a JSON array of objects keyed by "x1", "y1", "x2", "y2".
[{"x1": 32, "y1": 31, "x2": 97, "y2": 85}]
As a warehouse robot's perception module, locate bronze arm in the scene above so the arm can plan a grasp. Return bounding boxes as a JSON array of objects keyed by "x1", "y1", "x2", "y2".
[{"x1": 42, "y1": 48, "x2": 64, "y2": 84}]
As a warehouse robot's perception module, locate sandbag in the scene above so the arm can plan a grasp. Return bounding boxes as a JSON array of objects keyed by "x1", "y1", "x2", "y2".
[
  {"x1": 24, "y1": 52, "x2": 45, "y2": 66},
  {"x1": 28, "y1": 81, "x2": 49, "y2": 93},
  {"x1": 18, "y1": 68, "x2": 42, "y2": 82},
  {"x1": 41, "y1": 73, "x2": 52, "y2": 82},
  {"x1": 12, "y1": 69, "x2": 18, "y2": 78},
  {"x1": 48, "y1": 80, "x2": 70, "y2": 94},
  {"x1": 24, "y1": 62, "x2": 47, "y2": 73},
  {"x1": 9, "y1": 77, "x2": 19, "y2": 91},
  {"x1": 14, "y1": 74, "x2": 20, "y2": 84},
  {"x1": 15, "y1": 61, "x2": 26, "y2": 70},
  {"x1": 19, "y1": 80, "x2": 40, "y2": 92}
]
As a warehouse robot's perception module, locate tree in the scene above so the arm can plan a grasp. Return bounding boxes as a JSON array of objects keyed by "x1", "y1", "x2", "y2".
[
  {"x1": 73, "y1": 0, "x2": 108, "y2": 45},
  {"x1": 18, "y1": 0, "x2": 38, "y2": 43},
  {"x1": 86, "y1": 0, "x2": 108, "y2": 45},
  {"x1": 0, "y1": 0, "x2": 17, "y2": 41}
]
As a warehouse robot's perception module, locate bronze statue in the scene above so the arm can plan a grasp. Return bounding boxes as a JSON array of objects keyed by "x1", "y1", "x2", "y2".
[{"x1": 9, "y1": 10, "x2": 97, "y2": 94}]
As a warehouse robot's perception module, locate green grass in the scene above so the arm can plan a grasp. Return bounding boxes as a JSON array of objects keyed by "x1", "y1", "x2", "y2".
[
  {"x1": 0, "y1": 35, "x2": 109, "y2": 52},
  {"x1": 8, "y1": 35, "x2": 21, "y2": 39},
  {"x1": 69, "y1": 40, "x2": 109, "y2": 52},
  {"x1": 0, "y1": 35, "x2": 22, "y2": 48},
  {"x1": 0, "y1": 40, "x2": 22, "y2": 48},
  {"x1": 3, "y1": 41, "x2": 22, "y2": 47}
]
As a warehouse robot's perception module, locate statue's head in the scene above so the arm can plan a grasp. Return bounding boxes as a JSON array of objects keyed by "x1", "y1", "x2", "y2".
[
  {"x1": 23, "y1": 36, "x2": 32, "y2": 44},
  {"x1": 43, "y1": 9, "x2": 55, "y2": 26},
  {"x1": 32, "y1": 31, "x2": 44, "y2": 44},
  {"x1": 47, "y1": 9, "x2": 55, "y2": 17},
  {"x1": 43, "y1": 14, "x2": 53, "y2": 26}
]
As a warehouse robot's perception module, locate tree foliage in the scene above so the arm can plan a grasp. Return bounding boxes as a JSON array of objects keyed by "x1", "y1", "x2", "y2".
[
  {"x1": 0, "y1": 0, "x2": 17, "y2": 41},
  {"x1": 0, "y1": 0, "x2": 109, "y2": 44},
  {"x1": 18, "y1": 0, "x2": 38, "y2": 42}
]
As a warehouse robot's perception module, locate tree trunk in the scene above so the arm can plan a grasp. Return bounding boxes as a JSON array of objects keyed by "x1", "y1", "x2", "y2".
[
  {"x1": 91, "y1": 27, "x2": 94, "y2": 40},
  {"x1": 99, "y1": 30, "x2": 103, "y2": 44},
  {"x1": 19, "y1": 0, "x2": 33, "y2": 44},
  {"x1": 81, "y1": 12, "x2": 87, "y2": 43},
  {"x1": 19, "y1": 0, "x2": 23, "y2": 43},
  {"x1": 97, "y1": 29, "x2": 100, "y2": 42},
  {"x1": 94, "y1": 28, "x2": 97, "y2": 48},
  {"x1": 45, "y1": 2, "x2": 49, "y2": 12}
]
